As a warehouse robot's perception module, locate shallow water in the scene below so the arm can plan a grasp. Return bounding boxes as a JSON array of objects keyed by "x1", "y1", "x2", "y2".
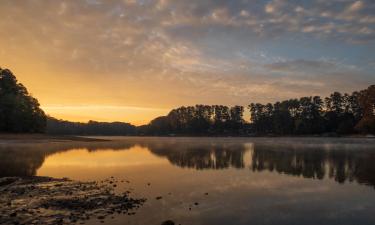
[{"x1": 2, "y1": 137, "x2": 375, "y2": 225}]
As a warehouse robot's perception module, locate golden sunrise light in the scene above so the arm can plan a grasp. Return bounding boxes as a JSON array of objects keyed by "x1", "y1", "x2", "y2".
[
  {"x1": 1, "y1": 0, "x2": 373, "y2": 125},
  {"x1": 1, "y1": 1, "x2": 375, "y2": 225}
]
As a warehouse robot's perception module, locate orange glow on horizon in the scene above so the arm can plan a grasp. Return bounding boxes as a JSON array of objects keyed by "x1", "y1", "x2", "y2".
[{"x1": 41, "y1": 105, "x2": 170, "y2": 126}]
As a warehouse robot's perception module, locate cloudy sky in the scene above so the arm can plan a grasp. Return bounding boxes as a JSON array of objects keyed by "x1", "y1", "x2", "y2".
[{"x1": 0, "y1": 0, "x2": 374, "y2": 124}]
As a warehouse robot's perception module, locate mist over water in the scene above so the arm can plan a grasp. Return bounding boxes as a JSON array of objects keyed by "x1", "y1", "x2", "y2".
[{"x1": 1, "y1": 137, "x2": 375, "y2": 225}]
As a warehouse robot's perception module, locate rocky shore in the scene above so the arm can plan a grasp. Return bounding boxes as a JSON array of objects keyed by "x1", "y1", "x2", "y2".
[{"x1": 0, "y1": 176, "x2": 145, "y2": 224}]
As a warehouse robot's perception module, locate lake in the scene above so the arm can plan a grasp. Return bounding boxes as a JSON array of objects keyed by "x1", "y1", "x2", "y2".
[{"x1": 1, "y1": 137, "x2": 375, "y2": 225}]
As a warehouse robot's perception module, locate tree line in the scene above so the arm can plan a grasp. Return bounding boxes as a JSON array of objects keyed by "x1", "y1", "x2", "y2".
[
  {"x1": 1, "y1": 67, "x2": 374, "y2": 135},
  {"x1": 248, "y1": 87, "x2": 374, "y2": 135},
  {"x1": 141, "y1": 86, "x2": 375, "y2": 136},
  {"x1": 139, "y1": 105, "x2": 247, "y2": 135},
  {"x1": 46, "y1": 117, "x2": 136, "y2": 135}
]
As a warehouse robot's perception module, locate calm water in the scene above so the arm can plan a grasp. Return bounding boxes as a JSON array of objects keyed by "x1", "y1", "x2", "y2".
[{"x1": 2, "y1": 137, "x2": 375, "y2": 225}]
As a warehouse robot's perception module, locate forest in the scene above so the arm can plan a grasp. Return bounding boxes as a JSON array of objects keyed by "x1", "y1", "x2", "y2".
[
  {"x1": 1, "y1": 67, "x2": 374, "y2": 136},
  {"x1": 46, "y1": 117, "x2": 136, "y2": 135},
  {"x1": 142, "y1": 86, "x2": 375, "y2": 136}
]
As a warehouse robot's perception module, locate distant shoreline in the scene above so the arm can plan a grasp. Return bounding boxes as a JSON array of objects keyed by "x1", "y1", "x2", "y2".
[
  {"x1": 0, "y1": 134, "x2": 109, "y2": 142},
  {"x1": 0, "y1": 133, "x2": 374, "y2": 142}
]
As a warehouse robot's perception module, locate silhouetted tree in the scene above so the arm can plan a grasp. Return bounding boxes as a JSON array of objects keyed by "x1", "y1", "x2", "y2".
[
  {"x1": 229, "y1": 105, "x2": 244, "y2": 131},
  {"x1": 272, "y1": 101, "x2": 294, "y2": 135},
  {"x1": 356, "y1": 85, "x2": 375, "y2": 134},
  {"x1": 0, "y1": 68, "x2": 46, "y2": 133},
  {"x1": 294, "y1": 96, "x2": 324, "y2": 134},
  {"x1": 213, "y1": 105, "x2": 230, "y2": 131},
  {"x1": 248, "y1": 103, "x2": 273, "y2": 134}
]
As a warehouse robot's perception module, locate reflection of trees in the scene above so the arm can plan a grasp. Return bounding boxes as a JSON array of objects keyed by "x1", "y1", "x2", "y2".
[
  {"x1": 144, "y1": 140, "x2": 375, "y2": 188},
  {"x1": 327, "y1": 150, "x2": 375, "y2": 186},
  {"x1": 251, "y1": 143, "x2": 375, "y2": 188},
  {"x1": 145, "y1": 142, "x2": 247, "y2": 169},
  {"x1": 252, "y1": 145, "x2": 326, "y2": 179},
  {"x1": 1, "y1": 138, "x2": 375, "y2": 189},
  {"x1": 0, "y1": 148, "x2": 46, "y2": 177},
  {"x1": 0, "y1": 141, "x2": 136, "y2": 177}
]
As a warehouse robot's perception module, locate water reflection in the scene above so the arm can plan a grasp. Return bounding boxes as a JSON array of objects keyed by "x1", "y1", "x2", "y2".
[
  {"x1": 147, "y1": 141, "x2": 249, "y2": 169},
  {"x1": 0, "y1": 141, "x2": 135, "y2": 177},
  {"x1": 1, "y1": 138, "x2": 375, "y2": 188},
  {"x1": 251, "y1": 143, "x2": 375, "y2": 186}
]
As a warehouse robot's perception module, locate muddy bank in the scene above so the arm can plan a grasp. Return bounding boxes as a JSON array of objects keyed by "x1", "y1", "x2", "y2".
[{"x1": 0, "y1": 176, "x2": 145, "y2": 224}]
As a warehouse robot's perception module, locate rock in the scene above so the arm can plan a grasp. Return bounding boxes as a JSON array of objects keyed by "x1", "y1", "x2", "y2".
[
  {"x1": 161, "y1": 220, "x2": 175, "y2": 225},
  {"x1": 156, "y1": 196, "x2": 163, "y2": 200}
]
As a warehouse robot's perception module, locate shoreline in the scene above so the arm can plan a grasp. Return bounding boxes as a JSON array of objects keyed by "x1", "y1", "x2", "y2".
[
  {"x1": 0, "y1": 176, "x2": 145, "y2": 225},
  {"x1": 0, "y1": 133, "x2": 374, "y2": 143},
  {"x1": 0, "y1": 134, "x2": 110, "y2": 142}
]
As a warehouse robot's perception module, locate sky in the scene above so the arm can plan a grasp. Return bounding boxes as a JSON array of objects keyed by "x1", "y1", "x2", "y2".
[{"x1": 0, "y1": 0, "x2": 374, "y2": 125}]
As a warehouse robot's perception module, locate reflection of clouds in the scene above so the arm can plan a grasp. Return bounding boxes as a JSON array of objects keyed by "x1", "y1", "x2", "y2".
[
  {"x1": 211, "y1": 170, "x2": 330, "y2": 195},
  {"x1": 174, "y1": 168, "x2": 374, "y2": 225},
  {"x1": 212, "y1": 173, "x2": 286, "y2": 192},
  {"x1": 41, "y1": 147, "x2": 168, "y2": 167}
]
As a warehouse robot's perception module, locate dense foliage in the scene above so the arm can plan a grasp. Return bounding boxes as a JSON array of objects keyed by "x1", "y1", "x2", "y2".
[
  {"x1": 46, "y1": 117, "x2": 137, "y2": 135},
  {"x1": 142, "y1": 86, "x2": 375, "y2": 136},
  {"x1": 139, "y1": 105, "x2": 247, "y2": 135},
  {"x1": 0, "y1": 68, "x2": 46, "y2": 133},
  {"x1": 249, "y1": 86, "x2": 375, "y2": 135}
]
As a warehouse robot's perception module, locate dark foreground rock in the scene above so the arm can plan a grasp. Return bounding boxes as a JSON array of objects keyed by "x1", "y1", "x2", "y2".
[
  {"x1": 161, "y1": 220, "x2": 175, "y2": 225},
  {"x1": 0, "y1": 176, "x2": 145, "y2": 224}
]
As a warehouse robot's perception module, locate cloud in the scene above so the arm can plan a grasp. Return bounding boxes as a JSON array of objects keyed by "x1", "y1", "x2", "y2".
[
  {"x1": 265, "y1": 0, "x2": 285, "y2": 14},
  {"x1": 347, "y1": 1, "x2": 364, "y2": 12},
  {"x1": 265, "y1": 59, "x2": 337, "y2": 73},
  {"x1": 0, "y1": 0, "x2": 373, "y2": 119},
  {"x1": 262, "y1": 59, "x2": 374, "y2": 96}
]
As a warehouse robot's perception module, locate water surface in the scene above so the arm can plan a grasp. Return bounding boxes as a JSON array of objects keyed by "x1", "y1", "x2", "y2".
[{"x1": 1, "y1": 137, "x2": 375, "y2": 225}]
